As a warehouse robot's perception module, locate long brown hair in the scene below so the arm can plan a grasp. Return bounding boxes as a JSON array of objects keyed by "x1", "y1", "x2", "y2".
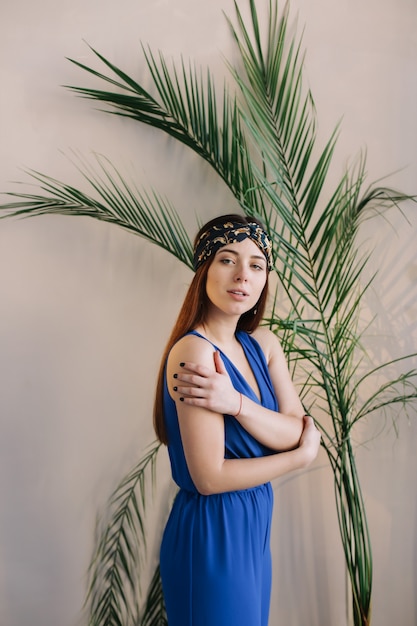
[{"x1": 153, "y1": 214, "x2": 271, "y2": 444}]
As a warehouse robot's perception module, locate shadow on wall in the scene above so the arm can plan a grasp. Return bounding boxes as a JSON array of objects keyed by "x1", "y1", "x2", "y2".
[
  {"x1": 358, "y1": 206, "x2": 417, "y2": 361},
  {"x1": 270, "y1": 460, "x2": 346, "y2": 626}
]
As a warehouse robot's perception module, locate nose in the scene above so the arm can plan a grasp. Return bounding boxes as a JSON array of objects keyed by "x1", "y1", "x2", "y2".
[{"x1": 235, "y1": 264, "x2": 249, "y2": 282}]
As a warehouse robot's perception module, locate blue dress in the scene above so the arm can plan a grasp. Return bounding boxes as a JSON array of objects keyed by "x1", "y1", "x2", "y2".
[{"x1": 160, "y1": 330, "x2": 278, "y2": 626}]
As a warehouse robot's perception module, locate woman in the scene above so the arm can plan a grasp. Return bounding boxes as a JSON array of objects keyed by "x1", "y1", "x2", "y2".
[{"x1": 153, "y1": 214, "x2": 321, "y2": 626}]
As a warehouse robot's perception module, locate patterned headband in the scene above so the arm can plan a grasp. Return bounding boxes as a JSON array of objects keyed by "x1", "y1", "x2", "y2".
[{"x1": 193, "y1": 220, "x2": 274, "y2": 272}]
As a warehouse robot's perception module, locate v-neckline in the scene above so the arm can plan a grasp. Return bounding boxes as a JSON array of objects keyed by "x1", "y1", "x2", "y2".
[{"x1": 190, "y1": 330, "x2": 262, "y2": 403}]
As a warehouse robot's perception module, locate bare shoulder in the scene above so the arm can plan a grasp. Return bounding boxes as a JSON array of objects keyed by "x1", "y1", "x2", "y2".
[
  {"x1": 251, "y1": 326, "x2": 285, "y2": 364},
  {"x1": 167, "y1": 334, "x2": 216, "y2": 374}
]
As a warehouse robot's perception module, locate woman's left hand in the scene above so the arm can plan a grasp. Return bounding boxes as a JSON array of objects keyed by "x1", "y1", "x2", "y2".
[{"x1": 172, "y1": 350, "x2": 241, "y2": 416}]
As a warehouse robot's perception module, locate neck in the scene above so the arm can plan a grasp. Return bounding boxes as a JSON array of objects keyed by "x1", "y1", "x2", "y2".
[{"x1": 197, "y1": 315, "x2": 240, "y2": 350}]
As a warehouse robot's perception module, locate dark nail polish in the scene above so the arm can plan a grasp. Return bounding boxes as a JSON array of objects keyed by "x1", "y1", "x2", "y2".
[
  {"x1": 173, "y1": 373, "x2": 178, "y2": 379},
  {"x1": 179, "y1": 362, "x2": 185, "y2": 367},
  {"x1": 180, "y1": 397, "x2": 184, "y2": 402},
  {"x1": 173, "y1": 386, "x2": 178, "y2": 392}
]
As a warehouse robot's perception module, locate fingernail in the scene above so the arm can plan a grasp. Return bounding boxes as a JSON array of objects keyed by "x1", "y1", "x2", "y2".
[
  {"x1": 173, "y1": 386, "x2": 178, "y2": 392},
  {"x1": 173, "y1": 373, "x2": 178, "y2": 379},
  {"x1": 179, "y1": 362, "x2": 185, "y2": 367},
  {"x1": 180, "y1": 397, "x2": 184, "y2": 402}
]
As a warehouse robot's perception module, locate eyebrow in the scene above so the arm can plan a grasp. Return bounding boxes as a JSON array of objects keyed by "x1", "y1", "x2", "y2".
[{"x1": 217, "y1": 247, "x2": 266, "y2": 262}]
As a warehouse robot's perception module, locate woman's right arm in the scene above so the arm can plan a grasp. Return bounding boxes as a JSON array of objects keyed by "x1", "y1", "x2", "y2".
[{"x1": 167, "y1": 336, "x2": 320, "y2": 495}]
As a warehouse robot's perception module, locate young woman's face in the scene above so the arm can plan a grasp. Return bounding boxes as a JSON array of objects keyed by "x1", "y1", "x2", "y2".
[{"x1": 205, "y1": 237, "x2": 268, "y2": 318}]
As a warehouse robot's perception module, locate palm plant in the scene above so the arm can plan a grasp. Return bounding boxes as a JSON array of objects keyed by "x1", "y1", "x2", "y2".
[{"x1": 1, "y1": 1, "x2": 416, "y2": 624}]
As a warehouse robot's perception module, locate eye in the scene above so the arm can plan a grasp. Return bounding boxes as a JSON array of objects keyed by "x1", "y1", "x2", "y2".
[
  {"x1": 219, "y1": 257, "x2": 234, "y2": 265},
  {"x1": 252, "y1": 263, "x2": 265, "y2": 271}
]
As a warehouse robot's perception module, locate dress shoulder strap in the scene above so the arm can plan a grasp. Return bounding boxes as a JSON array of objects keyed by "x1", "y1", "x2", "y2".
[{"x1": 185, "y1": 329, "x2": 218, "y2": 350}]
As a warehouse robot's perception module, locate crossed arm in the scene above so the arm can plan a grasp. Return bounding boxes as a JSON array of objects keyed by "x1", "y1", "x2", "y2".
[{"x1": 166, "y1": 330, "x2": 321, "y2": 495}]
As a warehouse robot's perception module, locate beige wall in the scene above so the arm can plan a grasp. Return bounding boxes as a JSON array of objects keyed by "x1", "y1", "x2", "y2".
[{"x1": 0, "y1": 1, "x2": 416, "y2": 625}]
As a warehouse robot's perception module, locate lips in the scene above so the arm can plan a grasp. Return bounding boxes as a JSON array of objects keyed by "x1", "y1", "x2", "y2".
[{"x1": 227, "y1": 289, "x2": 249, "y2": 297}]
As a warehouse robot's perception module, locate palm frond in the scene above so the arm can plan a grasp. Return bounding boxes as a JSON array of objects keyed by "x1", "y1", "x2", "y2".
[
  {"x1": 352, "y1": 356, "x2": 417, "y2": 424},
  {"x1": 65, "y1": 44, "x2": 265, "y2": 215},
  {"x1": 1, "y1": 154, "x2": 193, "y2": 268},
  {"x1": 228, "y1": 0, "x2": 319, "y2": 209},
  {"x1": 140, "y1": 565, "x2": 167, "y2": 626},
  {"x1": 85, "y1": 441, "x2": 161, "y2": 626}
]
